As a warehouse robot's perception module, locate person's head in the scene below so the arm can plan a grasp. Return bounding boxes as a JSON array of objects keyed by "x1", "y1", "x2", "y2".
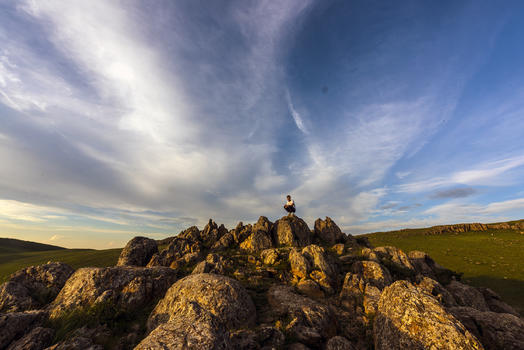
[{"x1": 286, "y1": 195, "x2": 291, "y2": 200}]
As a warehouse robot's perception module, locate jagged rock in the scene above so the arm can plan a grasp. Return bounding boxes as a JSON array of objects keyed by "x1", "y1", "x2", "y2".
[
  {"x1": 351, "y1": 260, "x2": 392, "y2": 290},
  {"x1": 446, "y1": 280, "x2": 489, "y2": 311},
  {"x1": 309, "y1": 270, "x2": 334, "y2": 294},
  {"x1": 6, "y1": 327, "x2": 54, "y2": 350},
  {"x1": 408, "y1": 250, "x2": 457, "y2": 284},
  {"x1": 477, "y1": 287, "x2": 520, "y2": 316},
  {"x1": 302, "y1": 245, "x2": 337, "y2": 282},
  {"x1": 297, "y1": 278, "x2": 324, "y2": 299},
  {"x1": 136, "y1": 302, "x2": 230, "y2": 350},
  {"x1": 232, "y1": 222, "x2": 253, "y2": 245},
  {"x1": 0, "y1": 262, "x2": 74, "y2": 312},
  {"x1": 201, "y1": 220, "x2": 228, "y2": 248},
  {"x1": 49, "y1": 266, "x2": 177, "y2": 319},
  {"x1": 178, "y1": 226, "x2": 202, "y2": 242},
  {"x1": 147, "y1": 236, "x2": 193, "y2": 267},
  {"x1": 148, "y1": 273, "x2": 256, "y2": 332},
  {"x1": 268, "y1": 285, "x2": 336, "y2": 347},
  {"x1": 240, "y1": 230, "x2": 273, "y2": 253},
  {"x1": 212, "y1": 231, "x2": 235, "y2": 250},
  {"x1": 253, "y1": 216, "x2": 273, "y2": 233},
  {"x1": 326, "y1": 336, "x2": 356, "y2": 350},
  {"x1": 288, "y1": 343, "x2": 311, "y2": 350},
  {"x1": 260, "y1": 249, "x2": 279, "y2": 265},
  {"x1": 416, "y1": 276, "x2": 457, "y2": 307},
  {"x1": 289, "y1": 249, "x2": 311, "y2": 279},
  {"x1": 272, "y1": 215, "x2": 312, "y2": 247},
  {"x1": 257, "y1": 326, "x2": 285, "y2": 349},
  {"x1": 0, "y1": 310, "x2": 46, "y2": 349},
  {"x1": 192, "y1": 254, "x2": 229, "y2": 275},
  {"x1": 332, "y1": 244, "x2": 345, "y2": 255},
  {"x1": 46, "y1": 337, "x2": 104, "y2": 350},
  {"x1": 355, "y1": 236, "x2": 372, "y2": 248},
  {"x1": 362, "y1": 285, "x2": 381, "y2": 315},
  {"x1": 449, "y1": 306, "x2": 524, "y2": 350},
  {"x1": 339, "y1": 272, "x2": 365, "y2": 309},
  {"x1": 374, "y1": 280, "x2": 483, "y2": 350},
  {"x1": 372, "y1": 246, "x2": 415, "y2": 274},
  {"x1": 429, "y1": 223, "x2": 488, "y2": 235},
  {"x1": 117, "y1": 236, "x2": 158, "y2": 267},
  {"x1": 314, "y1": 217, "x2": 344, "y2": 245}
]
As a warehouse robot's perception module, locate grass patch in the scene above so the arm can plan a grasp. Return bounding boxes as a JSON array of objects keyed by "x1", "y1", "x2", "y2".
[
  {"x1": 364, "y1": 228, "x2": 524, "y2": 313},
  {"x1": 0, "y1": 248, "x2": 122, "y2": 283}
]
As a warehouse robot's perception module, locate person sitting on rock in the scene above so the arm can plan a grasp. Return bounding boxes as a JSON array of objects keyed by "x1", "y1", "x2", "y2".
[{"x1": 284, "y1": 195, "x2": 296, "y2": 214}]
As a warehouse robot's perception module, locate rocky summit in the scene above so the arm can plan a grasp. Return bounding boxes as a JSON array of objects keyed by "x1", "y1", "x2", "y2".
[{"x1": 0, "y1": 214, "x2": 522, "y2": 350}]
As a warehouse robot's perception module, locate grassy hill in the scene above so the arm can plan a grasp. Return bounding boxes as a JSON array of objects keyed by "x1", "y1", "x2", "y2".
[
  {"x1": 0, "y1": 237, "x2": 122, "y2": 283},
  {"x1": 363, "y1": 225, "x2": 524, "y2": 313}
]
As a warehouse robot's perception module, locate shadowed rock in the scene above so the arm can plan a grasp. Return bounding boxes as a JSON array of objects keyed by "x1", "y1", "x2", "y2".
[
  {"x1": 6, "y1": 327, "x2": 54, "y2": 350},
  {"x1": 0, "y1": 262, "x2": 74, "y2": 313},
  {"x1": 446, "y1": 280, "x2": 489, "y2": 311},
  {"x1": 0, "y1": 310, "x2": 47, "y2": 349},
  {"x1": 448, "y1": 306, "x2": 524, "y2": 350},
  {"x1": 314, "y1": 217, "x2": 344, "y2": 245},
  {"x1": 117, "y1": 236, "x2": 158, "y2": 267},
  {"x1": 374, "y1": 280, "x2": 483, "y2": 350}
]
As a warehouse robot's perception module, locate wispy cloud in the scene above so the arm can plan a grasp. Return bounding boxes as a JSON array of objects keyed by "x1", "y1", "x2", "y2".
[{"x1": 286, "y1": 90, "x2": 309, "y2": 134}]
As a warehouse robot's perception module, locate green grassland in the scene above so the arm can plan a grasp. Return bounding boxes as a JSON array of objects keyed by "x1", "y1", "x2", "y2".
[
  {"x1": 0, "y1": 238, "x2": 121, "y2": 283},
  {"x1": 363, "y1": 228, "x2": 524, "y2": 313}
]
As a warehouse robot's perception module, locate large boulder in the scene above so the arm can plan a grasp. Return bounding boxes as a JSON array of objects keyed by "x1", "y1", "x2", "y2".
[
  {"x1": 313, "y1": 217, "x2": 344, "y2": 245},
  {"x1": 272, "y1": 215, "x2": 312, "y2": 247},
  {"x1": 351, "y1": 260, "x2": 392, "y2": 290},
  {"x1": 136, "y1": 302, "x2": 230, "y2": 350},
  {"x1": 239, "y1": 230, "x2": 273, "y2": 253},
  {"x1": 117, "y1": 236, "x2": 158, "y2": 267},
  {"x1": 268, "y1": 285, "x2": 336, "y2": 347},
  {"x1": 0, "y1": 310, "x2": 47, "y2": 349},
  {"x1": 6, "y1": 327, "x2": 54, "y2": 350},
  {"x1": 49, "y1": 266, "x2": 177, "y2": 320},
  {"x1": 415, "y1": 276, "x2": 457, "y2": 307},
  {"x1": 477, "y1": 287, "x2": 519, "y2": 316},
  {"x1": 147, "y1": 273, "x2": 256, "y2": 332},
  {"x1": 446, "y1": 281, "x2": 489, "y2": 311},
  {"x1": 289, "y1": 249, "x2": 311, "y2": 279},
  {"x1": 373, "y1": 280, "x2": 483, "y2": 350},
  {"x1": 448, "y1": 306, "x2": 524, "y2": 350},
  {"x1": 371, "y1": 246, "x2": 415, "y2": 278},
  {"x1": 0, "y1": 262, "x2": 74, "y2": 312}
]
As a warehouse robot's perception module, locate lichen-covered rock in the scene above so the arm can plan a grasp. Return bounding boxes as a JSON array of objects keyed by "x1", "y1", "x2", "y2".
[
  {"x1": 0, "y1": 262, "x2": 74, "y2": 312},
  {"x1": 148, "y1": 273, "x2": 256, "y2": 332},
  {"x1": 477, "y1": 287, "x2": 520, "y2": 316},
  {"x1": 373, "y1": 280, "x2": 483, "y2": 350},
  {"x1": 212, "y1": 231, "x2": 235, "y2": 250},
  {"x1": 260, "y1": 249, "x2": 279, "y2": 265},
  {"x1": 326, "y1": 336, "x2": 356, "y2": 350},
  {"x1": 448, "y1": 306, "x2": 524, "y2": 350},
  {"x1": 416, "y1": 276, "x2": 457, "y2": 307},
  {"x1": 351, "y1": 260, "x2": 392, "y2": 290},
  {"x1": 147, "y1": 236, "x2": 194, "y2": 267},
  {"x1": 362, "y1": 285, "x2": 381, "y2": 315},
  {"x1": 268, "y1": 285, "x2": 336, "y2": 347},
  {"x1": 272, "y1": 215, "x2": 312, "y2": 247},
  {"x1": 332, "y1": 244, "x2": 345, "y2": 255},
  {"x1": 289, "y1": 249, "x2": 311, "y2": 279},
  {"x1": 302, "y1": 245, "x2": 337, "y2": 282},
  {"x1": 372, "y1": 246, "x2": 415, "y2": 273},
  {"x1": 201, "y1": 220, "x2": 228, "y2": 248},
  {"x1": 297, "y1": 278, "x2": 324, "y2": 299},
  {"x1": 314, "y1": 217, "x2": 344, "y2": 245},
  {"x1": 117, "y1": 236, "x2": 158, "y2": 267},
  {"x1": 446, "y1": 281, "x2": 489, "y2": 311},
  {"x1": 192, "y1": 254, "x2": 229, "y2": 275},
  {"x1": 239, "y1": 230, "x2": 273, "y2": 253},
  {"x1": 49, "y1": 266, "x2": 177, "y2": 319},
  {"x1": 6, "y1": 327, "x2": 54, "y2": 350},
  {"x1": 0, "y1": 310, "x2": 47, "y2": 349},
  {"x1": 136, "y1": 302, "x2": 230, "y2": 350}
]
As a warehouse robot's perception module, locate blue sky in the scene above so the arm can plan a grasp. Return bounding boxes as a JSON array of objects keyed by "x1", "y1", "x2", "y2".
[{"x1": 1, "y1": 1, "x2": 524, "y2": 248}]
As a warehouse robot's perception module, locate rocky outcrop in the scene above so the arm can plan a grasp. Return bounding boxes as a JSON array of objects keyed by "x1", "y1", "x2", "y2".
[
  {"x1": 374, "y1": 280, "x2": 483, "y2": 350},
  {"x1": 6, "y1": 327, "x2": 54, "y2": 350},
  {"x1": 136, "y1": 302, "x2": 231, "y2": 350},
  {"x1": 260, "y1": 248, "x2": 280, "y2": 265},
  {"x1": 446, "y1": 280, "x2": 489, "y2": 311},
  {"x1": 239, "y1": 230, "x2": 273, "y2": 253},
  {"x1": 201, "y1": 220, "x2": 228, "y2": 248},
  {"x1": 268, "y1": 285, "x2": 336, "y2": 347},
  {"x1": 429, "y1": 223, "x2": 488, "y2": 235},
  {"x1": 0, "y1": 262, "x2": 74, "y2": 312},
  {"x1": 477, "y1": 287, "x2": 520, "y2": 316},
  {"x1": 117, "y1": 236, "x2": 158, "y2": 267},
  {"x1": 49, "y1": 266, "x2": 177, "y2": 319},
  {"x1": 0, "y1": 310, "x2": 47, "y2": 349},
  {"x1": 351, "y1": 260, "x2": 392, "y2": 290},
  {"x1": 147, "y1": 235, "x2": 202, "y2": 268},
  {"x1": 192, "y1": 254, "x2": 230, "y2": 275},
  {"x1": 449, "y1": 306, "x2": 524, "y2": 350},
  {"x1": 408, "y1": 250, "x2": 457, "y2": 284},
  {"x1": 148, "y1": 273, "x2": 256, "y2": 332},
  {"x1": 416, "y1": 276, "x2": 457, "y2": 307},
  {"x1": 371, "y1": 246, "x2": 415, "y2": 277},
  {"x1": 314, "y1": 217, "x2": 344, "y2": 245},
  {"x1": 272, "y1": 215, "x2": 312, "y2": 247}
]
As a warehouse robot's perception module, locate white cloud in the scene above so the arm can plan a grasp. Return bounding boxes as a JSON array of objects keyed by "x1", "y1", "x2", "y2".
[
  {"x1": 286, "y1": 90, "x2": 309, "y2": 134},
  {"x1": 49, "y1": 234, "x2": 63, "y2": 241}
]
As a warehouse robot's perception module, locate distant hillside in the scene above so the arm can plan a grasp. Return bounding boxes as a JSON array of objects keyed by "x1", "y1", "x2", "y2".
[{"x1": 0, "y1": 237, "x2": 66, "y2": 254}]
